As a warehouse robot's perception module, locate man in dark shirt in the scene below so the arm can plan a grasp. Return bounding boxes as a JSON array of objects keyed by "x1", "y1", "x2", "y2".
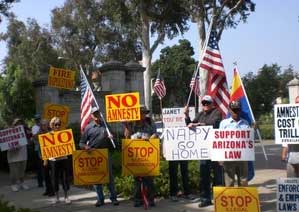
[
  {"x1": 79, "y1": 107, "x2": 119, "y2": 207},
  {"x1": 184, "y1": 95, "x2": 224, "y2": 207}
]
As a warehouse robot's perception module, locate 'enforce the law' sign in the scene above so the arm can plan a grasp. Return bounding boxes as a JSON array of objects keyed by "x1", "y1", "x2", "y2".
[{"x1": 274, "y1": 104, "x2": 299, "y2": 144}]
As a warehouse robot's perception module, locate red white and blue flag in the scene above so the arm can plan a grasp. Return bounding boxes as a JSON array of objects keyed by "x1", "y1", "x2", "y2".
[
  {"x1": 154, "y1": 71, "x2": 166, "y2": 99},
  {"x1": 80, "y1": 70, "x2": 95, "y2": 133},
  {"x1": 189, "y1": 69, "x2": 200, "y2": 97},
  {"x1": 200, "y1": 30, "x2": 230, "y2": 117}
]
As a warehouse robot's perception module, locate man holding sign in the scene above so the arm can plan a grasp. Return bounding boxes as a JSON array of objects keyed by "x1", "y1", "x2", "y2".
[
  {"x1": 219, "y1": 100, "x2": 250, "y2": 187},
  {"x1": 79, "y1": 107, "x2": 119, "y2": 207},
  {"x1": 184, "y1": 95, "x2": 223, "y2": 208}
]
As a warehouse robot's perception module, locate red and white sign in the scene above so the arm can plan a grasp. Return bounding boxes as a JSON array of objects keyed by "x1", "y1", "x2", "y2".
[
  {"x1": 210, "y1": 129, "x2": 255, "y2": 161},
  {"x1": 0, "y1": 126, "x2": 27, "y2": 151}
]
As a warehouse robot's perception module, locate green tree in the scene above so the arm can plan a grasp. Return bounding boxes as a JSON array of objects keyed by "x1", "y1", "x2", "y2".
[
  {"x1": 151, "y1": 39, "x2": 196, "y2": 112},
  {"x1": 118, "y1": 0, "x2": 190, "y2": 111},
  {"x1": 187, "y1": 0, "x2": 255, "y2": 94},
  {"x1": 0, "y1": 64, "x2": 35, "y2": 125},
  {"x1": 1, "y1": 16, "x2": 61, "y2": 79},
  {"x1": 51, "y1": 0, "x2": 141, "y2": 72},
  {"x1": 0, "y1": 0, "x2": 17, "y2": 23},
  {"x1": 242, "y1": 64, "x2": 294, "y2": 119}
]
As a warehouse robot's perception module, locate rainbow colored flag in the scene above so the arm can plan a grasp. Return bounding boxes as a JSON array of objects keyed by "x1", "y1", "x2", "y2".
[
  {"x1": 230, "y1": 67, "x2": 254, "y2": 125},
  {"x1": 230, "y1": 66, "x2": 255, "y2": 181}
]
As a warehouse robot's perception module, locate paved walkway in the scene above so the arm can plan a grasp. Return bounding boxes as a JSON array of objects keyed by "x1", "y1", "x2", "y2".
[{"x1": 0, "y1": 141, "x2": 285, "y2": 212}]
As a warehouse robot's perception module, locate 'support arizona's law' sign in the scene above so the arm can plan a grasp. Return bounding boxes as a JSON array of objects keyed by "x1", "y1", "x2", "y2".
[
  {"x1": 105, "y1": 92, "x2": 140, "y2": 122},
  {"x1": 38, "y1": 129, "x2": 76, "y2": 160},
  {"x1": 274, "y1": 104, "x2": 299, "y2": 144},
  {"x1": 48, "y1": 67, "x2": 75, "y2": 90},
  {"x1": 162, "y1": 126, "x2": 212, "y2": 161},
  {"x1": 0, "y1": 126, "x2": 27, "y2": 151},
  {"x1": 210, "y1": 129, "x2": 255, "y2": 161}
]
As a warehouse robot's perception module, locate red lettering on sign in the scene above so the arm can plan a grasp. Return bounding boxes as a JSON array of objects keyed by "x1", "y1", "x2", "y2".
[
  {"x1": 78, "y1": 157, "x2": 103, "y2": 168},
  {"x1": 107, "y1": 94, "x2": 137, "y2": 109},
  {"x1": 40, "y1": 134, "x2": 55, "y2": 147},
  {"x1": 221, "y1": 195, "x2": 252, "y2": 207},
  {"x1": 57, "y1": 131, "x2": 72, "y2": 143},
  {"x1": 121, "y1": 94, "x2": 137, "y2": 107},
  {"x1": 128, "y1": 147, "x2": 154, "y2": 157}
]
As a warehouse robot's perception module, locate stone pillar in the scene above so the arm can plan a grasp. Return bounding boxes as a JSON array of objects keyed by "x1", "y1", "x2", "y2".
[
  {"x1": 99, "y1": 60, "x2": 126, "y2": 93},
  {"x1": 125, "y1": 61, "x2": 146, "y2": 104},
  {"x1": 287, "y1": 78, "x2": 299, "y2": 103}
]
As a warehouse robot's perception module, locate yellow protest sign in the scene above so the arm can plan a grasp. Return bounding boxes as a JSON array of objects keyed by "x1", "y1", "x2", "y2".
[
  {"x1": 38, "y1": 129, "x2": 76, "y2": 160},
  {"x1": 73, "y1": 149, "x2": 109, "y2": 185},
  {"x1": 105, "y1": 92, "x2": 140, "y2": 122},
  {"x1": 48, "y1": 66, "x2": 75, "y2": 90},
  {"x1": 214, "y1": 187, "x2": 260, "y2": 212},
  {"x1": 43, "y1": 103, "x2": 70, "y2": 129},
  {"x1": 122, "y1": 138, "x2": 160, "y2": 176}
]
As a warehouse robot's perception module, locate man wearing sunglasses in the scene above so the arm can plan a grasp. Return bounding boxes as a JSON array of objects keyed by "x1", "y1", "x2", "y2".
[
  {"x1": 184, "y1": 95, "x2": 224, "y2": 207},
  {"x1": 79, "y1": 107, "x2": 119, "y2": 207},
  {"x1": 219, "y1": 100, "x2": 250, "y2": 187}
]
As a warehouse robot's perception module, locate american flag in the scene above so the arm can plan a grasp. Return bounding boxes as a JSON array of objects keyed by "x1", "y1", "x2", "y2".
[
  {"x1": 153, "y1": 71, "x2": 166, "y2": 99},
  {"x1": 189, "y1": 69, "x2": 200, "y2": 97},
  {"x1": 80, "y1": 70, "x2": 95, "y2": 133},
  {"x1": 200, "y1": 30, "x2": 230, "y2": 117}
]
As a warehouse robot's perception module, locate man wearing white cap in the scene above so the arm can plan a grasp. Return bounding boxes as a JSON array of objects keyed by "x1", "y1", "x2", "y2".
[
  {"x1": 79, "y1": 107, "x2": 119, "y2": 207},
  {"x1": 184, "y1": 95, "x2": 224, "y2": 207}
]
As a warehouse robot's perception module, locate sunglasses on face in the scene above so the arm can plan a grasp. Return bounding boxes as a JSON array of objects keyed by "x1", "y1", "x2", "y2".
[
  {"x1": 202, "y1": 101, "x2": 211, "y2": 106},
  {"x1": 54, "y1": 123, "x2": 61, "y2": 127}
]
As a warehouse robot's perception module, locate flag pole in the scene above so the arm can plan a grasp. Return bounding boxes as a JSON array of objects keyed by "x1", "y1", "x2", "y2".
[
  {"x1": 186, "y1": 67, "x2": 197, "y2": 106},
  {"x1": 186, "y1": 16, "x2": 215, "y2": 107},
  {"x1": 80, "y1": 65, "x2": 116, "y2": 149},
  {"x1": 234, "y1": 66, "x2": 268, "y2": 160}
]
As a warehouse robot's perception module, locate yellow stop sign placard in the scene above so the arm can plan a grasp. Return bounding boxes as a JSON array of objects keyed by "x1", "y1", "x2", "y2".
[
  {"x1": 122, "y1": 138, "x2": 160, "y2": 176},
  {"x1": 43, "y1": 103, "x2": 70, "y2": 129},
  {"x1": 214, "y1": 187, "x2": 260, "y2": 212},
  {"x1": 73, "y1": 149, "x2": 109, "y2": 185}
]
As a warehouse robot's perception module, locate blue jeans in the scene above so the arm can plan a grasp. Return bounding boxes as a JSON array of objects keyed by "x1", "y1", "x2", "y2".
[{"x1": 94, "y1": 153, "x2": 117, "y2": 201}]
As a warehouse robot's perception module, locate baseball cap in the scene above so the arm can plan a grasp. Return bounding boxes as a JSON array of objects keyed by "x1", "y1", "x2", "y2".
[
  {"x1": 229, "y1": 100, "x2": 241, "y2": 109},
  {"x1": 140, "y1": 104, "x2": 150, "y2": 114},
  {"x1": 34, "y1": 114, "x2": 41, "y2": 120},
  {"x1": 91, "y1": 107, "x2": 100, "y2": 114},
  {"x1": 201, "y1": 95, "x2": 213, "y2": 104}
]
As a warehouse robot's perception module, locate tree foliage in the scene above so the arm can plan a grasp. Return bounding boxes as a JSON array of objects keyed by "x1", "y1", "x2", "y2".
[
  {"x1": 151, "y1": 39, "x2": 196, "y2": 113},
  {"x1": 1, "y1": 16, "x2": 61, "y2": 80},
  {"x1": 0, "y1": 0, "x2": 17, "y2": 23},
  {"x1": 0, "y1": 64, "x2": 35, "y2": 126},
  {"x1": 242, "y1": 64, "x2": 296, "y2": 119},
  {"x1": 51, "y1": 0, "x2": 142, "y2": 71}
]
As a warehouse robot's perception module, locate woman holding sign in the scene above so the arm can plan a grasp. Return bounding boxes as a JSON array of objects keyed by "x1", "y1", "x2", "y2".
[
  {"x1": 48, "y1": 117, "x2": 71, "y2": 204},
  {"x1": 7, "y1": 118, "x2": 31, "y2": 192}
]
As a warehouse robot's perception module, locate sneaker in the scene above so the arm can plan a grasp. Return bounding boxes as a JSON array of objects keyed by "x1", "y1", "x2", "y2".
[
  {"x1": 170, "y1": 196, "x2": 178, "y2": 202},
  {"x1": 53, "y1": 197, "x2": 60, "y2": 204},
  {"x1": 198, "y1": 199, "x2": 212, "y2": 207},
  {"x1": 95, "y1": 200, "x2": 104, "y2": 207},
  {"x1": 20, "y1": 184, "x2": 29, "y2": 190},
  {"x1": 65, "y1": 197, "x2": 71, "y2": 204},
  {"x1": 111, "y1": 199, "x2": 119, "y2": 206},
  {"x1": 184, "y1": 194, "x2": 196, "y2": 200},
  {"x1": 11, "y1": 185, "x2": 19, "y2": 192}
]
